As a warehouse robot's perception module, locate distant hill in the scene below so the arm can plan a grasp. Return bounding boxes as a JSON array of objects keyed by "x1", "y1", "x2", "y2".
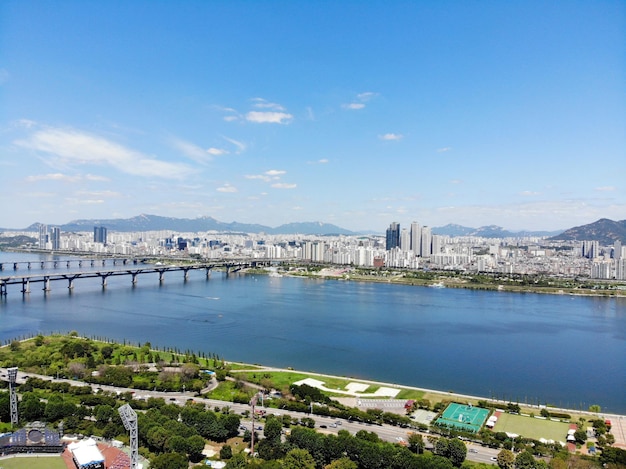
[
  {"x1": 549, "y1": 218, "x2": 626, "y2": 245},
  {"x1": 14, "y1": 214, "x2": 358, "y2": 236},
  {"x1": 432, "y1": 224, "x2": 561, "y2": 238}
]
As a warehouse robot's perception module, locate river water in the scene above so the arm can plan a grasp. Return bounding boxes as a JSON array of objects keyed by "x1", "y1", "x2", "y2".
[{"x1": 1, "y1": 252, "x2": 625, "y2": 413}]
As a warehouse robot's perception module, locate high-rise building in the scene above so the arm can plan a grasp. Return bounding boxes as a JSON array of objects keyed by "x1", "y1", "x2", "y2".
[
  {"x1": 420, "y1": 226, "x2": 432, "y2": 257},
  {"x1": 39, "y1": 224, "x2": 48, "y2": 249},
  {"x1": 400, "y1": 228, "x2": 410, "y2": 252},
  {"x1": 410, "y1": 222, "x2": 421, "y2": 255},
  {"x1": 94, "y1": 226, "x2": 108, "y2": 244},
  {"x1": 385, "y1": 222, "x2": 400, "y2": 250},
  {"x1": 50, "y1": 227, "x2": 61, "y2": 250}
]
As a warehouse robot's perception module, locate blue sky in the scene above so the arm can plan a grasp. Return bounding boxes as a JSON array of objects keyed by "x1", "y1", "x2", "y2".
[{"x1": 1, "y1": 1, "x2": 624, "y2": 232}]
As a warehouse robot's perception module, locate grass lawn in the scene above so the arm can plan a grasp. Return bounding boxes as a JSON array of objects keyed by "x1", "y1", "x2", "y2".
[
  {"x1": 493, "y1": 413, "x2": 570, "y2": 442},
  {"x1": 0, "y1": 456, "x2": 68, "y2": 469}
]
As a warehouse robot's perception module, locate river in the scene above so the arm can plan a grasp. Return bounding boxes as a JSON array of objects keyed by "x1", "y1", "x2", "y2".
[{"x1": 1, "y1": 251, "x2": 625, "y2": 413}]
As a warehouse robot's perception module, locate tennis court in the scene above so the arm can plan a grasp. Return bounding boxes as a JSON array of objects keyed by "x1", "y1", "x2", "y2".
[{"x1": 435, "y1": 403, "x2": 490, "y2": 433}]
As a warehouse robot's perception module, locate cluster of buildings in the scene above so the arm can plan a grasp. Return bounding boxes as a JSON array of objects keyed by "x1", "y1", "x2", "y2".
[{"x1": 14, "y1": 221, "x2": 626, "y2": 281}]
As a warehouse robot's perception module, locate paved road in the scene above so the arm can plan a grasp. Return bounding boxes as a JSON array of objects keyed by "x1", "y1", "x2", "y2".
[{"x1": 0, "y1": 367, "x2": 508, "y2": 464}]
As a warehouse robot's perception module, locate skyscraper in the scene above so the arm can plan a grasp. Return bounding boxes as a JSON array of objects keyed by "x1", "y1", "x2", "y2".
[
  {"x1": 420, "y1": 226, "x2": 432, "y2": 257},
  {"x1": 386, "y1": 222, "x2": 400, "y2": 250},
  {"x1": 94, "y1": 226, "x2": 107, "y2": 245},
  {"x1": 410, "y1": 222, "x2": 421, "y2": 255},
  {"x1": 50, "y1": 227, "x2": 61, "y2": 250},
  {"x1": 38, "y1": 224, "x2": 48, "y2": 249}
]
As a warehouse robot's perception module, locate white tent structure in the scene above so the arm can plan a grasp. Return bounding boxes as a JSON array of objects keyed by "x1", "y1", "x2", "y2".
[{"x1": 68, "y1": 438, "x2": 105, "y2": 469}]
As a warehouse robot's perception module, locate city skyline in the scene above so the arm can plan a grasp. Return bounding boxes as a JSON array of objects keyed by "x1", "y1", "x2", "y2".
[{"x1": 1, "y1": 2, "x2": 624, "y2": 232}]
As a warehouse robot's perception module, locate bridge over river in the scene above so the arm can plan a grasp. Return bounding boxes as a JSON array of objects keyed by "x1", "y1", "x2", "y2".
[{"x1": 0, "y1": 259, "x2": 271, "y2": 297}]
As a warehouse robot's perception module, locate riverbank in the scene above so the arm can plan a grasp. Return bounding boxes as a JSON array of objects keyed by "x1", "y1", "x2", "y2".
[
  {"x1": 224, "y1": 362, "x2": 626, "y2": 448},
  {"x1": 269, "y1": 267, "x2": 626, "y2": 298}
]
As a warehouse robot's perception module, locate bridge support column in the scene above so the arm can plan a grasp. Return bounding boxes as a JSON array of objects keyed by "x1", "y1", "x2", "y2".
[
  {"x1": 183, "y1": 269, "x2": 189, "y2": 281},
  {"x1": 68, "y1": 279, "x2": 74, "y2": 291},
  {"x1": 53, "y1": 261, "x2": 58, "y2": 268},
  {"x1": 43, "y1": 277, "x2": 51, "y2": 292},
  {"x1": 1, "y1": 283, "x2": 7, "y2": 296},
  {"x1": 41, "y1": 261, "x2": 45, "y2": 269},
  {"x1": 78, "y1": 261, "x2": 82, "y2": 267},
  {"x1": 159, "y1": 271, "x2": 165, "y2": 283},
  {"x1": 27, "y1": 262, "x2": 31, "y2": 269},
  {"x1": 21, "y1": 279, "x2": 30, "y2": 294},
  {"x1": 13, "y1": 263, "x2": 18, "y2": 270},
  {"x1": 0, "y1": 263, "x2": 3, "y2": 271},
  {"x1": 91, "y1": 260, "x2": 95, "y2": 267},
  {"x1": 131, "y1": 273, "x2": 138, "y2": 285},
  {"x1": 205, "y1": 268, "x2": 211, "y2": 279},
  {"x1": 66, "y1": 261, "x2": 71, "y2": 268}
]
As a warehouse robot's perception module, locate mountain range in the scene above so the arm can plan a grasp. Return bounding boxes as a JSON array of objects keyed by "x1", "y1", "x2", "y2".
[{"x1": 2, "y1": 215, "x2": 625, "y2": 243}]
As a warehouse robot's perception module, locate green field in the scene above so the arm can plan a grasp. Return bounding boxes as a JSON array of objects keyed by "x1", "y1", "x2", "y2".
[
  {"x1": 493, "y1": 413, "x2": 570, "y2": 442},
  {"x1": 0, "y1": 456, "x2": 68, "y2": 469}
]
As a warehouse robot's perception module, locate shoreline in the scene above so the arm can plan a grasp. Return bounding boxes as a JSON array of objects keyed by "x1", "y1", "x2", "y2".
[{"x1": 227, "y1": 362, "x2": 626, "y2": 420}]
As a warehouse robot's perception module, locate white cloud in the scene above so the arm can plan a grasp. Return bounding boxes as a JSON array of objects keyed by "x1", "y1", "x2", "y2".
[
  {"x1": 251, "y1": 98, "x2": 285, "y2": 110},
  {"x1": 357, "y1": 92, "x2": 377, "y2": 101},
  {"x1": 75, "y1": 190, "x2": 122, "y2": 198},
  {"x1": 449, "y1": 179, "x2": 463, "y2": 184},
  {"x1": 308, "y1": 158, "x2": 329, "y2": 164},
  {"x1": 437, "y1": 147, "x2": 452, "y2": 153},
  {"x1": 595, "y1": 186, "x2": 616, "y2": 192},
  {"x1": 245, "y1": 111, "x2": 293, "y2": 124},
  {"x1": 207, "y1": 147, "x2": 229, "y2": 156},
  {"x1": 25, "y1": 173, "x2": 80, "y2": 183},
  {"x1": 85, "y1": 173, "x2": 110, "y2": 182},
  {"x1": 342, "y1": 103, "x2": 365, "y2": 110},
  {"x1": 520, "y1": 190, "x2": 540, "y2": 196},
  {"x1": 223, "y1": 136, "x2": 247, "y2": 154},
  {"x1": 223, "y1": 116, "x2": 239, "y2": 122},
  {"x1": 379, "y1": 133, "x2": 403, "y2": 141},
  {"x1": 217, "y1": 184, "x2": 237, "y2": 193},
  {"x1": 171, "y1": 138, "x2": 211, "y2": 164},
  {"x1": 265, "y1": 169, "x2": 286, "y2": 177},
  {"x1": 16, "y1": 127, "x2": 193, "y2": 179},
  {"x1": 245, "y1": 169, "x2": 287, "y2": 182},
  {"x1": 271, "y1": 183, "x2": 297, "y2": 189}
]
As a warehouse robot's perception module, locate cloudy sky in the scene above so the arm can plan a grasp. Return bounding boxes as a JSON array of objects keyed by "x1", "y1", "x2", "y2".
[{"x1": 1, "y1": 1, "x2": 624, "y2": 231}]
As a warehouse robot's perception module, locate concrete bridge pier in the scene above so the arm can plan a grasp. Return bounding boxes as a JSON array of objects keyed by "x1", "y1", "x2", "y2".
[
  {"x1": 27, "y1": 262, "x2": 31, "y2": 269},
  {"x1": 183, "y1": 269, "x2": 190, "y2": 281},
  {"x1": 91, "y1": 260, "x2": 95, "y2": 267},
  {"x1": 0, "y1": 283, "x2": 6, "y2": 296},
  {"x1": 205, "y1": 268, "x2": 211, "y2": 279},
  {"x1": 43, "y1": 276, "x2": 51, "y2": 293},
  {"x1": 53, "y1": 261, "x2": 58, "y2": 268},
  {"x1": 41, "y1": 261, "x2": 45, "y2": 269},
  {"x1": 21, "y1": 279, "x2": 30, "y2": 294},
  {"x1": 158, "y1": 270, "x2": 166, "y2": 283},
  {"x1": 66, "y1": 261, "x2": 71, "y2": 268},
  {"x1": 98, "y1": 273, "x2": 112, "y2": 288},
  {"x1": 131, "y1": 272, "x2": 138, "y2": 286},
  {"x1": 13, "y1": 263, "x2": 19, "y2": 270},
  {"x1": 78, "y1": 261, "x2": 82, "y2": 268}
]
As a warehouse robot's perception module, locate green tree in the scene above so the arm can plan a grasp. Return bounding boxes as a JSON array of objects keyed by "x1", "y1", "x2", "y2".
[
  {"x1": 151, "y1": 452, "x2": 188, "y2": 469},
  {"x1": 407, "y1": 432, "x2": 425, "y2": 454},
  {"x1": 220, "y1": 444, "x2": 233, "y2": 459},
  {"x1": 435, "y1": 437, "x2": 450, "y2": 457},
  {"x1": 282, "y1": 448, "x2": 316, "y2": 469},
  {"x1": 497, "y1": 449, "x2": 515, "y2": 469},
  {"x1": 588, "y1": 404, "x2": 601, "y2": 413},
  {"x1": 515, "y1": 450, "x2": 537, "y2": 469},
  {"x1": 225, "y1": 453, "x2": 248, "y2": 468},
  {"x1": 447, "y1": 438, "x2": 467, "y2": 467},
  {"x1": 324, "y1": 457, "x2": 358, "y2": 469},
  {"x1": 573, "y1": 429, "x2": 587, "y2": 445},
  {"x1": 19, "y1": 392, "x2": 45, "y2": 421},
  {"x1": 264, "y1": 415, "x2": 283, "y2": 445},
  {"x1": 187, "y1": 435, "x2": 206, "y2": 459}
]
